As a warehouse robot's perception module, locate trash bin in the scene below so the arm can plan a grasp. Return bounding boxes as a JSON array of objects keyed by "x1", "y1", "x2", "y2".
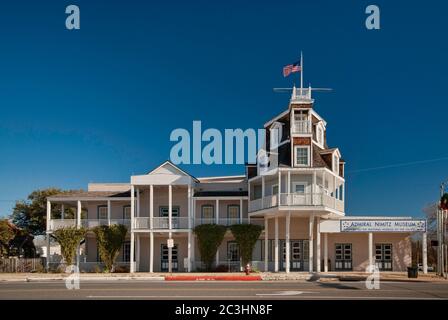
[{"x1": 407, "y1": 266, "x2": 418, "y2": 278}]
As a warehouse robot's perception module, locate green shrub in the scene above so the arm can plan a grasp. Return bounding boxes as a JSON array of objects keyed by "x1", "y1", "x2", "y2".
[
  {"x1": 53, "y1": 227, "x2": 87, "y2": 266},
  {"x1": 93, "y1": 224, "x2": 128, "y2": 273},
  {"x1": 230, "y1": 224, "x2": 264, "y2": 267},
  {"x1": 193, "y1": 224, "x2": 227, "y2": 271}
]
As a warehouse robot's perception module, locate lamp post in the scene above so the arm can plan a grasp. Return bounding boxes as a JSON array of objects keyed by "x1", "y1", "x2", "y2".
[{"x1": 439, "y1": 181, "x2": 448, "y2": 277}]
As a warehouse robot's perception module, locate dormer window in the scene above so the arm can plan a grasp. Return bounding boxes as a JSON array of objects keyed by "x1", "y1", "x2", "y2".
[
  {"x1": 333, "y1": 154, "x2": 339, "y2": 175},
  {"x1": 270, "y1": 122, "x2": 283, "y2": 149},
  {"x1": 294, "y1": 146, "x2": 310, "y2": 167}
]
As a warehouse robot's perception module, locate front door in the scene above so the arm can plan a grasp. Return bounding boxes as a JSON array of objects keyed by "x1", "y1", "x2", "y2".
[
  {"x1": 281, "y1": 240, "x2": 309, "y2": 271},
  {"x1": 375, "y1": 244, "x2": 393, "y2": 271},
  {"x1": 161, "y1": 244, "x2": 178, "y2": 272},
  {"x1": 335, "y1": 243, "x2": 353, "y2": 271}
]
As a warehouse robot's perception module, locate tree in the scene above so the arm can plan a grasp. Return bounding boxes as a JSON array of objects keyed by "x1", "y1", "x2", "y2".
[
  {"x1": 53, "y1": 227, "x2": 87, "y2": 266},
  {"x1": 193, "y1": 224, "x2": 227, "y2": 271},
  {"x1": 230, "y1": 224, "x2": 264, "y2": 268},
  {"x1": 93, "y1": 224, "x2": 128, "y2": 272},
  {"x1": 10, "y1": 188, "x2": 80, "y2": 235},
  {"x1": 0, "y1": 220, "x2": 15, "y2": 257}
]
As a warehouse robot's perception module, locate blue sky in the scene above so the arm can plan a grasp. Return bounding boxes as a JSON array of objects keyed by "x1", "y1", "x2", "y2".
[{"x1": 0, "y1": 0, "x2": 447, "y2": 218}]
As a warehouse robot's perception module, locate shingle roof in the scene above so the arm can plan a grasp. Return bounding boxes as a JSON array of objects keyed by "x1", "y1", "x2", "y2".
[{"x1": 48, "y1": 190, "x2": 131, "y2": 199}]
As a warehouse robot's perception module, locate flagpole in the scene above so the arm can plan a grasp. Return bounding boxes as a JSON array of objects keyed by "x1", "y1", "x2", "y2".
[{"x1": 300, "y1": 51, "x2": 303, "y2": 96}]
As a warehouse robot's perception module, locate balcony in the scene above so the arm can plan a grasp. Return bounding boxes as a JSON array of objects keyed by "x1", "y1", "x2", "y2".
[
  {"x1": 134, "y1": 217, "x2": 190, "y2": 229},
  {"x1": 49, "y1": 219, "x2": 131, "y2": 231},
  {"x1": 193, "y1": 218, "x2": 264, "y2": 227},
  {"x1": 249, "y1": 192, "x2": 344, "y2": 212},
  {"x1": 292, "y1": 120, "x2": 312, "y2": 134}
]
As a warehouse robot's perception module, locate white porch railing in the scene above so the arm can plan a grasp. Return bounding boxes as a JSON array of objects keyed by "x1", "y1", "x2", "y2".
[
  {"x1": 134, "y1": 217, "x2": 190, "y2": 229},
  {"x1": 49, "y1": 219, "x2": 130, "y2": 231},
  {"x1": 249, "y1": 192, "x2": 344, "y2": 212},
  {"x1": 193, "y1": 218, "x2": 265, "y2": 227},
  {"x1": 292, "y1": 120, "x2": 312, "y2": 134}
]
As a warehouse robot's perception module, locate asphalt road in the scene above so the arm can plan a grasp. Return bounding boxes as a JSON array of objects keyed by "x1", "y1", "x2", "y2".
[{"x1": 1, "y1": 280, "x2": 448, "y2": 300}]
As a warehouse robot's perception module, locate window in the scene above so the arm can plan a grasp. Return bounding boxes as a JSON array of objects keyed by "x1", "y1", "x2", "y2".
[
  {"x1": 123, "y1": 205, "x2": 131, "y2": 219},
  {"x1": 227, "y1": 241, "x2": 240, "y2": 261},
  {"x1": 294, "y1": 146, "x2": 310, "y2": 166},
  {"x1": 317, "y1": 126, "x2": 323, "y2": 145},
  {"x1": 122, "y1": 241, "x2": 130, "y2": 262},
  {"x1": 333, "y1": 154, "x2": 339, "y2": 174},
  {"x1": 227, "y1": 205, "x2": 240, "y2": 220},
  {"x1": 292, "y1": 182, "x2": 306, "y2": 194},
  {"x1": 270, "y1": 123, "x2": 283, "y2": 149},
  {"x1": 253, "y1": 185, "x2": 262, "y2": 200},
  {"x1": 272, "y1": 184, "x2": 279, "y2": 196},
  {"x1": 161, "y1": 244, "x2": 178, "y2": 271},
  {"x1": 98, "y1": 205, "x2": 108, "y2": 220},
  {"x1": 375, "y1": 244, "x2": 393, "y2": 271},
  {"x1": 335, "y1": 243, "x2": 352, "y2": 271},
  {"x1": 201, "y1": 205, "x2": 214, "y2": 219},
  {"x1": 159, "y1": 206, "x2": 180, "y2": 217}
]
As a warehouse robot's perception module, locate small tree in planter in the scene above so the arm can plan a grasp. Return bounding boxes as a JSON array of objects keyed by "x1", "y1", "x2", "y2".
[
  {"x1": 193, "y1": 224, "x2": 227, "y2": 271},
  {"x1": 53, "y1": 226, "x2": 87, "y2": 267},
  {"x1": 230, "y1": 224, "x2": 264, "y2": 271},
  {"x1": 93, "y1": 224, "x2": 128, "y2": 273}
]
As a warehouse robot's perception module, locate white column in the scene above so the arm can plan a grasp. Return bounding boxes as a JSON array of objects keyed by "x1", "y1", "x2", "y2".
[
  {"x1": 422, "y1": 232, "x2": 428, "y2": 274},
  {"x1": 287, "y1": 171, "x2": 291, "y2": 206},
  {"x1": 136, "y1": 187, "x2": 140, "y2": 218},
  {"x1": 215, "y1": 199, "x2": 219, "y2": 224},
  {"x1": 274, "y1": 216, "x2": 279, "y2": 272},
  {"x1": 107, "y1": 200, "x2": 111, "y2": 226},
  {"x1": 136, "y1": 233, "x2": 140, "y2": 272},
  {"x1": 324, "y1": 233, "x2": 328, "y2": 272},
  {"x1": 368, "y1": 232, "x2": 373, "y2": 268},
  {"x1": 168, "y1": 185, "x2": 173, "y2": 230},
  {"x1": 191, "y1": 234, "x2": 195, "y2": 271},
  {"x1": 239, "y1": 198, "x2": 243, "y2": 224},
  {"x1": 285, "y1": 212, "x2": 291, "y2": 273},
  {"x1": 46, "y1": 231, "x2": 51, "y2": 271},
  {"x1": 149, "y1": 232, "x2": 154, "y2": 273},
  {"x1": 278, "y1": 170, "x2": 281, "y2": 207},
  {"x1": 261, "y1": 176, "x2": 265, "y2": 209},
  {"x1": 316, "y1": 217, "x2": 321, "y2": 272},
  {"x1": 188, "y1": 231, "x2": 192, "y2": 272},
  {"x1": 76, "y1": 200, "x2": 81, "y2": 228},
  {"x1": 312, "y1": 171, "x2": 317, "y2": 205},
  {"x1": 61, "y1": 204, "x2": 65, "y2": 220},
  {"x1": 130, "y1": 185, "x2": 135, "y2": 273},
  {"x1": 309, "y1": 215, "x2": 314, "y2": 272},
  {"x1": 168, "y1": 185, "x2": 173, "y2": 273},
  {"x1": 46, "y1": 200, "x2": 51, "y2": 232},
  {"x1": 150, "y1": 185, "x2": 154, "y2": 229},
  {"x1": 264, "y1": 217, "x2": 269, "y2": 272}
]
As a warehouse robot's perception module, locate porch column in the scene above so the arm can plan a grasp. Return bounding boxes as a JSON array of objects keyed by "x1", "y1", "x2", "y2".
[
  {"x1": 61, "y1": 204, "x2": 65, "y2": 220},
  {"x1": 46, "y1": 200, "x2": 51, "y2": 271},
  {"x1": 46, "y1": 234, "x2": 51, "y2": 271},
  {"x1": 149, "y1": 232, "x2": 154, "y2": 273},
  {"x1": 261, "y1": 176, "x2": 265, "y2": 209},
  {"x1": 309, "y1": 215, "x2": 314, "y2": 272},
  {"x1": 312, "y1": 171, "x2": 317, "y2": 205},
  {"x1": 316, "y1": 217, "x2": 321, "y2": 272},
  {"x1": 287, "y1": 171, "x2": 291, "y2": 206},
  {"x1": 274, "y1": 216, "x2": 279, "y2": 272},
  {"x1": 107, "y1": 200, "x2": 111, "y2": 226},
  {"x1": 191, "y1": 234, "x2": 196, "y2": 271},
  {"x1": 239, "y1": 198, "x2": 243, "y2": 224},
  {"x1": 278, "y1": 170, "x2": 281, "y2": 207},
  {"x1": 130, "y1": 185, "x2": 135, "y2": 273},
  {"x1": 136, "y1": 187, "x2": 140, "y2": 218},
  {"x1": 264, "y1": 217, "x2": 269, "y2": 272},
  {"x1": 215, "y1": 198, "x2": 219, "y2": 266},
  {"x1": 76, "y1": 200, "x2": 82, "y2": 228},
  {"x1": 324, "y1": 233, "x2": 328, "y2": 272},
  {"x1": 150, "y1": 185, "x2": 154, "y2": 229},
  {"x1": 368, "y1": 232, "x2": 373, "y2": 268},
  {"x1": 285, "y1": 212, "x2": 291, "y2": 273},
  {"x1": 188, "y1": 184, "x2": 192, "y2": 272},
  {"x1": 136, "y1": 233, "x2": 140, "y2": 272},
  {"x1": 188, "y1": 231, "x2": 192, "y2": 272},
  {"x1": 168, "y1": 185, "x2": 173, "y2": 273},
  {"x1": 422, "y1": 232, "x2": 428, "y2": 274}
]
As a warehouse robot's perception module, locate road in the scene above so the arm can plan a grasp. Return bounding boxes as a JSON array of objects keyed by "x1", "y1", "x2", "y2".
[{"x1": 1, "y1": 280, "x2": 448, "y2": 300}]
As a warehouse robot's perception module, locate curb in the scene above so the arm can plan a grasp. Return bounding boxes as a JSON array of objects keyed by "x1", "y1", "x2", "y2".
[{"x1": 165, "y1": 275, "x2": 262, "y2": 281}]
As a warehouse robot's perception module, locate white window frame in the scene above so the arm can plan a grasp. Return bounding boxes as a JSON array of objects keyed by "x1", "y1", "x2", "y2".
[
  {"x1": 333, "y1": 153, "x2": 339, "y2": 175},
  {"x1": 294, "y1": 146, "x2": 310, "y2": 167},
  {"x1": 271, "y1": 184, "x2": 279, "y2": 196},
  {"x1": 292, "y1": 182, "x2": 307, "y2": 194}
]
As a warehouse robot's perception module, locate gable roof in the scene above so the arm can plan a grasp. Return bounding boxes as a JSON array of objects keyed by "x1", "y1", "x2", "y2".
[{"x1": 147, "y1": 160, "x2": 199, "y2": 182}]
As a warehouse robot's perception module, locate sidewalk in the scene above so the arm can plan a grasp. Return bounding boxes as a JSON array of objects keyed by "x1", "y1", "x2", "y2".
[{"x1": 0, "y1": 272, "x2": 445, "y2": 283}]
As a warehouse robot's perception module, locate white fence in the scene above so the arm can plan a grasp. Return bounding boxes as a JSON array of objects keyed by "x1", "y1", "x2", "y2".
[{"x1": 0, "y1": 258, "x2": 45, "y2": 273}]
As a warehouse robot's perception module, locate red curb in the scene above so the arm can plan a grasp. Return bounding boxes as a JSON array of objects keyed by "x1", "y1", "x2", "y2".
[{"x1": 165, "y1": 275, "x2": 262, "y2": 281}]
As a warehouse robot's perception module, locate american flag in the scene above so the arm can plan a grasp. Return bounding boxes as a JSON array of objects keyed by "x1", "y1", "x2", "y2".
[{"x1": 283, "y1": 61, "x2": 301, "y2": 77}]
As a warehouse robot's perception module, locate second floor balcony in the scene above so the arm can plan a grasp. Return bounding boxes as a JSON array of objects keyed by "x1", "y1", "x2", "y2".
[{"x1": 48, "y1": 219, "x2": 131, "y2": 231}]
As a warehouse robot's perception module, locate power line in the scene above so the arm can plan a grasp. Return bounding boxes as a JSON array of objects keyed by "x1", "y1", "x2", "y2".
[{"x1": 347, "y1": 156, "x2": 448, "y2": 174}]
